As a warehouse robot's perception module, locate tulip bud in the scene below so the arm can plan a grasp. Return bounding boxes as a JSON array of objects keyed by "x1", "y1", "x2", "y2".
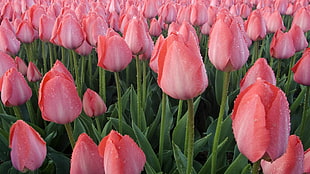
[
  {"x1": 27, "y1": 62, "x2": 42, "y2": 82},
  {"x1": 292, "y1": 48, "x2": 310, "y2": 86}
]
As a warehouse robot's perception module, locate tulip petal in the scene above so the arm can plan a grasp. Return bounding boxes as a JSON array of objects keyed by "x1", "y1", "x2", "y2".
[{"x1": 232, "y1": 94, "x2": 270, "y2": 162}]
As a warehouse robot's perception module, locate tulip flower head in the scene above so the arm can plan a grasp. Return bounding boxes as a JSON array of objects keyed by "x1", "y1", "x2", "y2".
[
  {"x1": 70, "y1": 133, "x2": 104, "y2": 174},
  {"x1": 208, "y1": 9, "x2": 250, "y2": 72},
  {"x1": 98, "y1": 130, "x2": 146, "y2": 174},
  {"x1": 83, "y1": 88, "x2": 107, "y2": 117},
  {"x1": 157, "y1": 31, "x2": 208, "y2": 100},
  {"x1": 240, "y1": 58, "x2": 276, "y2": 92},
  {"x1": 38, "y1": 60, "x2": 82, "y2": 124},
  {"x1": 292, "y1": 48, "x2": 310, "y2": 86},
  {"x1": 261, "y1": 135, "x2": 304, "y2": 174},
  {"x1": 232, "y1": 79, "x2": 290, "y2": 163},
  {"x1": 9, "y1": 120, "x2": 46, "y2": 172},
  {"x1": 304, "y1": 148, "x2": 310, "y2": 173},
  {"x1": 1, "y1": 68, "x2": 32, "y2": 106},
  {"x1": 270, "y1": 29, "x2": 295, "y2": 59},
  {"x1": 27, "y1": 62, "x2": 42, "y2": 82}
]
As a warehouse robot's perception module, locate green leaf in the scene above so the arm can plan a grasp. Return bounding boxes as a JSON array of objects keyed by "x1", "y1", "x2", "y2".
[
  {"x1": 132, "y1": 123, "x2": 161, "y2": 172},
  {"x1": 241, "y1": 164, "x2": 252, "y2": 174},
  {"x1": 47, "y1": 147, "x2": 70, "y2": 174},
  {"x1": 172, "y1": 142, "x2": 186, "y2": 174},
  {"x1": 224, "y1": 153, "x2": 248, "y2": 174},
  {"x1": 194, "y1": 133, "x2": 212, "y2": 157}
]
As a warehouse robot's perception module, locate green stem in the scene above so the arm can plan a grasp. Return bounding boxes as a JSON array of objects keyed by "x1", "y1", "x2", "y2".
[
  {"x1": 42, "y1": 42, "x2": 47, "y2": 74},
  {"x1": 299, "y1": 86, "x2": 310, "y2": 138},
  {"x1": 26, "y1": 100, "x2": 35, "y2": 124},
  {"x1": 95, "y1": 117, "x2": 102, "y2": 134},
  {"x1": 251, "y1": 40, "x2": 259, "y2": 65},
  {"x1": 99, "y1": 68, "x2": 106, "y2": 102},
  {"x1": 114, "y1": 72, "x2": 123, "y2": 134},
  {"x1": 284, "y1": 55, "x2": 297, "y2": 94},
  {"x1": 80, "y1": 56, "x2": 86, "y2": 91},
  {"x1": 176, "y1": 100, "x2": 183, "y2": 124},
  {"x1": 13, "y1": 106, "x2": 22, "y2": 120},
  {"x1": 25, "y1": 43, "x2": 34, "y2": 63},
  {"x1": 276, "y1": 59, "x2": 282, "y2": 82},
  {"x1": 142, "y1": 61, "x2": 147, "y2": 110},
  {"x1": 64, "y1": 123, "x2": 75, "y2": 149},
  {"x1": 136, "y1": 57, "x2": 142, "y2": 129},
  {"x1": 252, "y1": 159, "x2": 261, "y2": 174},
  {"x1": 88, "y1": 54, "x2": 93, "y2": 89},
  {"x1": 158, "y1": 92, "x2": 167, "y2": 166},
  {"x1": 185, "y1": 99, "x2": 194, "y2": 174},
  {"x1": 211, "y1": 71, "x2": 230, "y2": 174},
  {"x1": 48, "y1": 43, "x2": 54, "y2": 67},
  {"x1": 71, "y1": 50, "x2": 81, "y2": 96}
]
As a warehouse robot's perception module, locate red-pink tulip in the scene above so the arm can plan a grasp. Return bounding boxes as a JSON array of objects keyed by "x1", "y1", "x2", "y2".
[
  {"x1": 292, "y1": 48, "x2": 310, "y2": 86},
  {"x1": 244, "y1": 9, "x2": 267, "y2": 41},
  {"x1": 232, "y1": 79, "x2": 290, "y2": 162},
  {"x1": 27, "y1": 62, "x2": 42, "y2": 82},
  {"x1": 288, "y1": 24, "x2": 308, "y2": 52},
  {"x1": 97, "y1": 28, "x2": 132, "y2": 72},
  {"x1": 9, "y1": 120, "x2": 46, "y2": 172},
  {"x1": 270, "y1": 30, "x2": 295, "y2": 59},
  {"x1": 157, "y1": 32, "x2": 208, "y2": 100},
  {"x1": 70, "y1": 133, "x2": 104, "y2": 174},
  {"x1": 304, "y1": 148, "x2": 310, "y2": 173},
  {"x1": 261, "y1": 135, "x2": 304, "y2": 174},
  {"x1": 38, "y1": 60, "x2": 82, "y2": 124},
  {"x1": 208, "y1": 9, "x2": 250, "y2": 72},
  {"x1": 83, "y1": 88, "x2": 107, "y2": 117},
  {"x1": 15, "y1": 56, "x2": 27, "y2": 76},
  {"x1": 240, "y1": 58, "x2": 276, "y2": 92},
  {"x1": 0, "y1": 26, "x2": 20, "y2": 56},
  {"x1": 1, "y1": 68, "x2": 32, "y2": 106},
  {"x1": 98, "y1": 130, "x2": 146, "y2": 174}
]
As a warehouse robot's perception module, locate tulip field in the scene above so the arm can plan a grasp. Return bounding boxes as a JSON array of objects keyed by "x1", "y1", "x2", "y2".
[{"x1": 1, "y1": 0, "x2": 310, "y2": 173}]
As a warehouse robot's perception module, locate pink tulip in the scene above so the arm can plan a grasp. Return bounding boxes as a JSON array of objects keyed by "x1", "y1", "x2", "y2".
[
  {"x1": 1, "y1": 68, "x2": 32, "y2": 106},
  {"x1": 304, "y1": 148, "x2": 310, "y2": 173},
  {"x1": 97, "y1": 28, "x2": 132, "y2": 72},
  {"x1": 289, "y1": 24, "x2": 308, "y2": 52},
  {"x1": 292, "y1": 48, "x2": 310, "y2": 86},
  {"x1": 75, "y1": 40, "x2": 93, "y2": 56},
  {"x1": 15, "y1": 20, "x2": 37, "y2": 44},
  {"x1": 82, "y1": 12, "x2": 108, "y2": 47},
  {"x1": 38, "y1": 60, "x2": 82, "y2": 124},
  {"x1": 149, "y1": 18, "x2": 162, "y2": 37},
  {"x1": 157, "y1": 32, "x2": 208, "y2": 100},
  {"x1": 270, "y1": 30, "x2": 295, "y2": 59},
  {"x1": 98, "y1": 130, "x2": 146, "y2": 174},
  {"x1": 15, "y1": 56, "x2": 27, "y2": 76},
  {"x1": 70, "y1": 133, "x2": 104, "y2": 174},
  {"x1": 39, "y1": 14, "x2": 56, "y2": 42},
  {"x1": 0, "y1": 52, "x2": 17, "y2": 82},
  {"x1": 0, "y1": 26, "x2": 20, "y2": 56},
  {"x1": 50, "y1": 14, "x2": 84, "y2": 49},
  {"x1": 158, "y1": 2, "x2": 177, "y2": 24},
  {"x1": 149, "y1": 34, "x2": 165, "y2": 73},
  {"x1": 240, "y1": 58, "x2": 276, "y2": 92},
  {"x1": 27, "y1": 62, "x2": 42, "y2": 82},
  {"x1": 83, "y1": 88, "x2": 107, "y2": 117},
  {"x1": 244, "y1": 9, "x2": 267, "y2": 41},
  {"x1": 264, "y1": 10, "x2": 286, "y2": 33},
  {"x1": 190, "y1": 2, "x2": 208, "y2": 26},
  {"x1": 108, "y1": 11, "x2": 120, "y2": 32},
  {"x1": 142, "y1": 0, "x2": 159, "y2": 19},
  {"x1": 292, "y1": 7, "x2": 310, "y2": 32},
  {"x1": 232, "y1": 79, "x2": 290, "y2": 162},
  {"x1": 28, "y1": 4, "x2": 46, "y2": 30},
  {"x1": 9, "y1": 120, "x2": 46, "y2": 172},
  {"x1": 261, "y1": 135, "x2": 304, "y2": 174},
  {"x1": 208, "y1": 9, "x2": 249, "y2": 72}
]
